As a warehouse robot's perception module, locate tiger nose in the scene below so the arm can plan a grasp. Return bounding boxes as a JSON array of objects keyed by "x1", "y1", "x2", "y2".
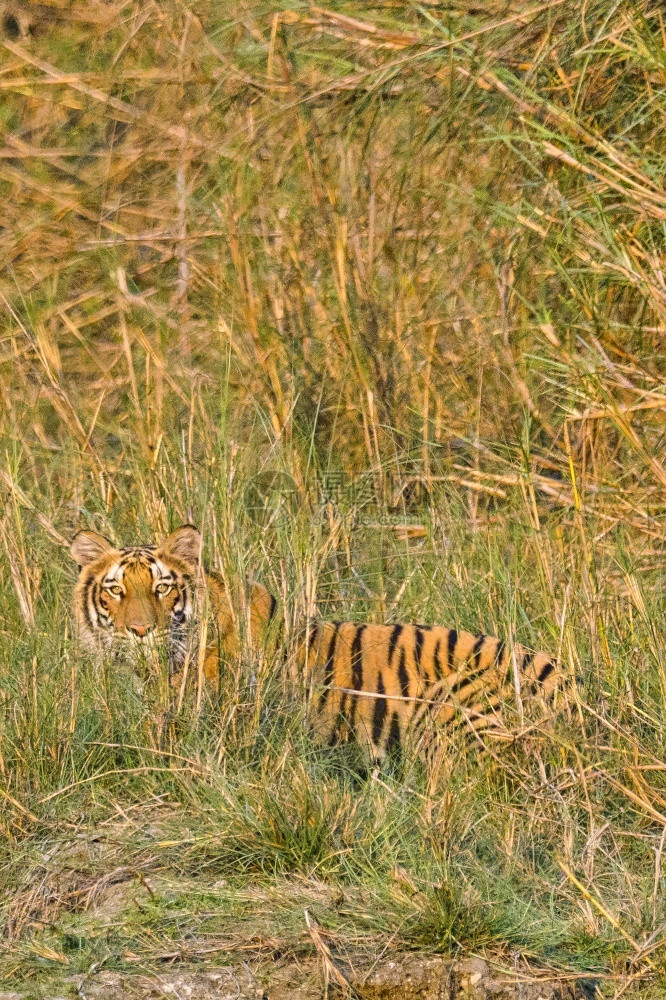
[{"x1": 128, "y1": 623, "x2": 153, "y2": 637}]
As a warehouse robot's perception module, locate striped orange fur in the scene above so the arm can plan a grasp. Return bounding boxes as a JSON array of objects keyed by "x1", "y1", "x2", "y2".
[
  {"x1": 300, "y1": 620, "x2": 560, "y2": 757},
  {"x1": 70, "y1": 525, "x2": 275, "y2": 687}
]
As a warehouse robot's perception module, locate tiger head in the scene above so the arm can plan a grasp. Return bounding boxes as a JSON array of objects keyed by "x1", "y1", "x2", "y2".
[{"x1": 70, "y1": 524, "x2": 201, "y2": 658}]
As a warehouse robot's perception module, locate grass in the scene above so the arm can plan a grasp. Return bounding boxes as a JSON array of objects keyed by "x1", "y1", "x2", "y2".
[{"x1": 1, "y1": 0, "x2": 666, "y2": 995}]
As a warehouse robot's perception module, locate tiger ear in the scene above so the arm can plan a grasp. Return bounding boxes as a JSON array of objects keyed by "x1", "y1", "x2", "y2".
[
  {"x1": 70, "y1": 530, "x2": 115, "y2": 567},
  {"x1": 160, "y1": 524, "x2": 202, "y2": 567}
]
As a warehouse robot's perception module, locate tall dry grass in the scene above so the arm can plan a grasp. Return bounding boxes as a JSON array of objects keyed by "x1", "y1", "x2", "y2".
[{"x1": 0, "y1": 0, "x2": 665, "y2": 994}]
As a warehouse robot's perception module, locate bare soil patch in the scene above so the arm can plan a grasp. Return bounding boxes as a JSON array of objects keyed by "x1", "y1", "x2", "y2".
[{"x1": 0, "y1": 954, "x2": 600, "y2": 1000}]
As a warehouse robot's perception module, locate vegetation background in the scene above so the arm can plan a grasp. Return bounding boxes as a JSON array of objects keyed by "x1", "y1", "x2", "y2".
[{"x1": 0, "y1": 0, "x2": 665, "y2": 995}]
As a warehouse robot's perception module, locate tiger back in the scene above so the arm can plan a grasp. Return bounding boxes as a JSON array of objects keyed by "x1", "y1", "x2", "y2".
[
  {"x1": 301, "y1": 620, "x2": 561, "y2": 758},
  {"x1": 70, "y1": 524, "x2": 275, "y2": 686}
]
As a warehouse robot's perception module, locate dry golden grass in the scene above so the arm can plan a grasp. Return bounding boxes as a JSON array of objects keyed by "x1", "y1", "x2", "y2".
[{"x1": 0, "y1": 1, "x2": 666, "y2": 995}]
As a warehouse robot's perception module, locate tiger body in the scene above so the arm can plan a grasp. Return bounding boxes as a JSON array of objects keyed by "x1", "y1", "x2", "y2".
[
  {"x1": 70, "y1": 525, "x2": 274, "y2": 684},
  {"x1": 70, "y1": 525, "x2": 561, "y2": 755},
  {"x1": 301, "y1": 620, "x2": 560, "y2": 757}
]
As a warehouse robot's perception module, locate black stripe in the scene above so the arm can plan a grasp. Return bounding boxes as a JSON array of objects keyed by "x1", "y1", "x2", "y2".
[
  {"x1": 494, "y1": 640, "x2": 506, "y2": 668},
  {"x1": 414, "y1": 675, "x2": 441, "y2": 732},
  {"x1": 521, "y1": 651, "x2": 535, "y2": 675},
  {"x1": 92, "y1": 579, "x2": 105, "y2": 624},
  {"x1": 433, "y1": 639, "x2": 442, "y2": 680},
  {"x1": 81, "y1": 573, "x2": 95, "y2": 630},
  {"x1": 387, "y1": 624, "x2": 403, "y2": 666},
  {"x1": 180, "y1": 581, "x2": 192, "y2": 618},
  {"x1": 447, "y1": 629, "x2": 458, "y2": 669},
  {"x1": 537, "y1": 660, "x2": 555, "y2": 683},
  {"x1": 521, "y1": 652, "x2": 539, "y2": 696},
  {"x1": 348, "y1": 695, "x2": 358, "y2": 730},
  {"x1": 414, "y1": 627, "x2": 425, "y2": 676},
  {"x1": 529, "y1": 660, "x2": 556, "y2": 696},
  {"x1": 372, "y1": 672, "x2": 388, "y2": 746},
  {"x1": 268, "y1": 593, "x2": 277, "y2": 620},
  {"x1": 348, "y1": 626, "x2": 365, "y2": 731},
  {"x1": 398, "y1": 647, "x2": 409, "y2": 698},
  {"x1": 318, "y1": 623, "x2": 340, "y2": 711},
  {"x1": 449, "y1": 707, "x2": 487, "y2": 735},
  {"x1": 386, "y1": 711, "x2": 401, "y2": 752},
  {"x1": 351, "y1": 625, "x2": 365, "y2": 690},
  {"x1": 472, "y1": 633, "x2": 486, "y2": 666},
  {"x1": 450, "y1": 665, "x2": 489, "y2": 696}
]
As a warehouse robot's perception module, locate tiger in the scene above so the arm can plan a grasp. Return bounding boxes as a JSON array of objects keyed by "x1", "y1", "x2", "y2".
[
  {"x1": 300, "y1": 621, "x2": 561, "y2": 759},
  {"x1": 69, "y1": 524, "x2": 275, "y2": 685},
  {"x1": 70, "y1": 525, "x2": 562, "y2": 757}
]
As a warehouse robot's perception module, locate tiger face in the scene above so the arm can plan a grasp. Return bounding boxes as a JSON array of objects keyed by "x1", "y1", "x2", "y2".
[{"x1": 70, "y1": 524, "x2": 201, "y2": 663}]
